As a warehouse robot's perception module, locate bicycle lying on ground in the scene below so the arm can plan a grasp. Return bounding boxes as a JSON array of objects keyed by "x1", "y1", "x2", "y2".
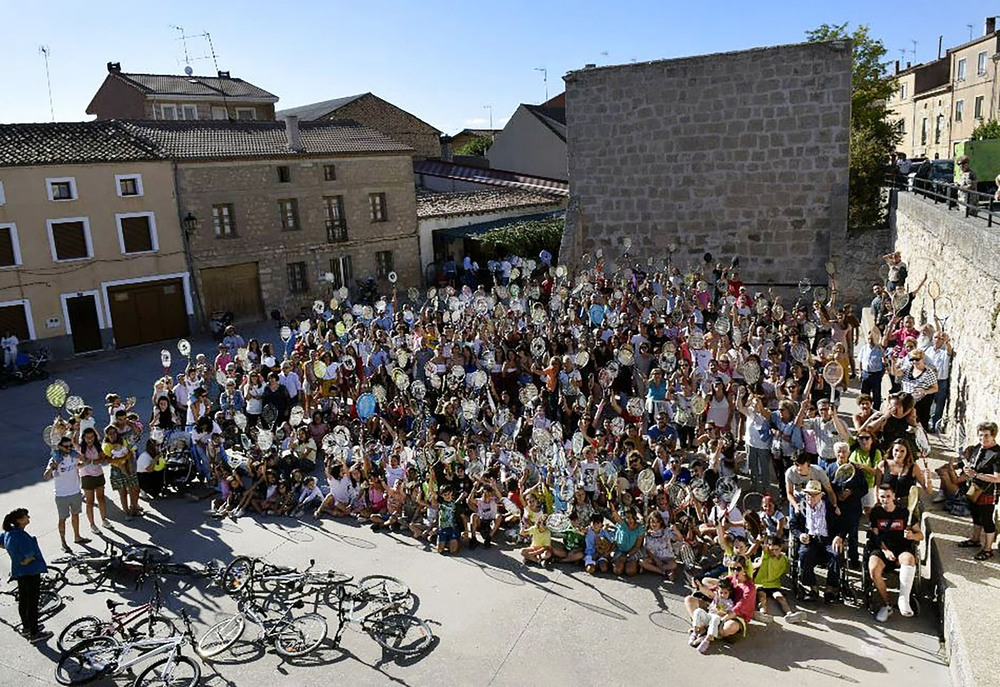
[
  {"x1": 54, "y1": 609, "x2": 200, "y2": 686},
  {"x1": 331, "y1": 578, "x2": 432, "y2": 656},
  {"x1": 56, "y1": 576, "x2": 175, "y2": 652},
  {"x1": 52, "y1": 541, "x2": 218, "y2": 589},
  {"x1": 2, "y1": 566, "x2": 65, "y2": 624},
  {"x1": 222, "y1": 555, "x2": 352, "y2": 595}
]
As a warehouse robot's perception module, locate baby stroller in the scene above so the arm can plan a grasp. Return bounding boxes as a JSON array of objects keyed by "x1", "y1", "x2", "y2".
[{"x1": 159, "y1": 431, "x2": 195, "y2": 488}]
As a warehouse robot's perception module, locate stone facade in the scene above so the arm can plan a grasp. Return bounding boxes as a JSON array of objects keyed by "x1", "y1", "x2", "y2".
[
  {"x1": 325, "y1": 95, "x2": 441, "y2": 159},
  {"x1": 891, "y1": 191, "x2": 1000, "y2": 449},
  {"x1": 560, "y1": 40, "x2": 851, "y2": 288},
  {"x1": 177, "y1": 154, "x2": 419, "y2": 318}
]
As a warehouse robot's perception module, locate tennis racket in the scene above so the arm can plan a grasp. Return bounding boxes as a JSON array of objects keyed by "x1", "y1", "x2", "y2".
[
  {"x1": 741, "y1": 491, "x2": 764, "y2": 514},
  {"x1": 261, "y1": 404, "x2": 279, "y2": 429},
  {"x1": 667, "y1": 482, "x2": 685, "y2": 509},
  {"x1": 546, "y1": 512, "x2": 571, "y2": 534},
  {"x1": 906, "y1": 484, "x2": 922, "y2": 528},
  {"x1": 678, "y1": 541, "x2": 697, "y2": 569},
  {"x1": 833, "y1": 462, "x2": 855, "y2": 486}
]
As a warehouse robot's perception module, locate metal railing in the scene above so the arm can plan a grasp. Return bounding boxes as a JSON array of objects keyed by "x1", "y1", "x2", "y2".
[
  {"x1": 325, "y1": 219, "x2": 348, "y2": 243},
  {"x1": 889, "y1": 173, "x2": 1000, "y2": 227}
]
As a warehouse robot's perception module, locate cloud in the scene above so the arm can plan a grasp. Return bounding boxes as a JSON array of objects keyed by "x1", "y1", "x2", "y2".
[{"x1": 463, "y1": 117, "x2": 490, "y2": 126}]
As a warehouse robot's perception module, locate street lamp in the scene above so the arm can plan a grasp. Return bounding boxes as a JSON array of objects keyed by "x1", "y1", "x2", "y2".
[{"x1": 182, "y1": 212, "x2": 199, "y2": 236}]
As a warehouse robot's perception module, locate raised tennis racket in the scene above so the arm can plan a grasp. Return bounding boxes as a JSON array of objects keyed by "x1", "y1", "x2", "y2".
[
  {"x1": 741, "y1": 491, "x2": 764, "y2": 514},
  {"x1": 907, "y1": 484, "x2": 921, "y2": 528},
  {"x1": 546, "y1": 512, "x2": 571, "y2": 534},
  {"x1": 833, "y1": 462, "x2": 856, "y2": 486}
]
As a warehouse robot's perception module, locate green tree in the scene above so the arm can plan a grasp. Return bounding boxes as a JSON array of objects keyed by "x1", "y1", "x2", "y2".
[
  {"x1": 475, "y1": 217, "x2": 563, "y2": 259},
  {"x1": 807, "y1": 23, "x2": 901, "y2": 231},
  {"x1": 971, "y1": 119, "x2": 1000, "y2": 140},
  {"x1": 454, "y1": 135, "x2": 492, "y2": 156}
]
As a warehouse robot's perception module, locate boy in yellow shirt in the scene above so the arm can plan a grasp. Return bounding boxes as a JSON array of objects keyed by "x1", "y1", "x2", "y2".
[{"x1": 753, "y1": 535, "x2": 803, "y2": 623}]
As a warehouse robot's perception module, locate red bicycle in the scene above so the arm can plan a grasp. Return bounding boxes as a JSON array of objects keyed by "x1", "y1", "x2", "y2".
[{"x1": 56, "y1": 577, "x2": 176, "y2": 652}]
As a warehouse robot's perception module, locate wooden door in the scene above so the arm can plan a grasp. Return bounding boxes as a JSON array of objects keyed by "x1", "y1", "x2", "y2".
[
  {"x1": 199, "y1": 262, "x2": 264, "y2": 321},
  {"x1": 108, "y1": 279, "x2": 188, "y2": 348},
  {"x1": 66, "y1": 295, "x2": 102, "y2": 353}
]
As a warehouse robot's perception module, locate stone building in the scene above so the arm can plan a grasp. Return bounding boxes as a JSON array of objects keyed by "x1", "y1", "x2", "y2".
[
  {"x1": 123, "y1": 118, "x2": 419, "y2": 322},
  {"x1": 0, "y1": 122, "x2": 193, "y2": 358},
  {"x1": 560, "y1": 40, "x2": 851, "y2": 287},
  {"x1": 277, "y1": 93, "x2": 442, "y2": 159},
  {"x1": 487, "y1": 94, "x2": 567, "y2": 180},
  {"x1": 87, "y1": 62, "x2": 279, "y2": 122}
]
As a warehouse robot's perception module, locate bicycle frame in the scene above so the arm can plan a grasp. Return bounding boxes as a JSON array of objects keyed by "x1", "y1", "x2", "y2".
[
  {"x1": 105, "y1": 599, "x2": 157, "y2": 634},
  {"x1": 89, "y1": 634, "x2": 185, "y2": 676}
]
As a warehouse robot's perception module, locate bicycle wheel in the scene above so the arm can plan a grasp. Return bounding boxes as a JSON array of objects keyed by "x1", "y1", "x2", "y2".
[
  {"x1": 221, "y1": 556, "x2": 254, "y2": 594},
  {"x1": 43, "y1": 564, "x2": 66, "y2": 588},
  {"x1": 57, "y1": 616, "x2": 105, "y2": 653},
  {"x1": 305, "y1": 570, "x2": 353, "y2": 587},
  {"x1": 39, "y1": 589, "x2": 64, "y2": 618},
  {"x1": 143, "y1": 616, "x2": 178, "y2": 643},
  {"x1": 134, "y1": 654, "x2": 201, "y2": 687},
  {"x1": 259, "y1": 565, "x2": 300, "y2": 594},
  {"x1": 63, "y1": 561, "x2": 105, "y2": 587},
  {"x1": 370, "y1": 614, "x2": 433, "y2": 656},
  {"x1": 54, "y1": 636, "x2": 121, "y2": 685},
  {"x1": 273, "y1": 613, "x2": 327, "y2": 657},
  {"x1": 196, "y1": 614, "x2": 245, "y2": 658},
  {"x1": 357, "y1": 575, "x2": 410, "y2": 604}
]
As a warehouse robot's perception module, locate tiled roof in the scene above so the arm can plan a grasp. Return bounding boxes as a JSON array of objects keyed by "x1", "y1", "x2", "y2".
[
  {"x1": 523, "y1": 104, "x2": 567, "y2": 141},
  {"x1": 455, "y1": 128, "x2": 502, "y2": 138},
  {"x1": 122, "y1": 120, "x2": 412, "y2": 159},
  {"x1": 414, "y1": 160, "x2": 569, "y2": 195},
  {"x1": 116, "y1": 72, "x2": 278, "y2": 101},
  {"x1": 417, "y1": 187, "x2": 563, "y2": 219},
  {"x1": 0, "y1": 121, "x2": 161, "y2": 167},
  {"x1": 276, "y1": 94, "x2": 368, "y2": 121}
]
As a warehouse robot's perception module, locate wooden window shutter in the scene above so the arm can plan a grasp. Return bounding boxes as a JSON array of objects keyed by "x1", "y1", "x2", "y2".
[
  {"x1": 52, "y1": 221, "x2": 88, "y2": 260},
  {"x1": 0, "y1": 228, "x2": 15, "y2": 267},
  {"x1": 121, "y1": 216, "x2": 153, "y2": 253}
]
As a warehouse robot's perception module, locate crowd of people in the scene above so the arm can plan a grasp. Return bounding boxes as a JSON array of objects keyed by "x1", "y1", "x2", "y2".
[{"x1": 11, "y1": 248, "x2": 999, "y2": 653}]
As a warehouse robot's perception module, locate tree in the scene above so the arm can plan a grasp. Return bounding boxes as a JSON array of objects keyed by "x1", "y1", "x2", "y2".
[
  {"x1": 475, "y1": 217, "x2": 563, "y2": 259},
  {"x1": 807, "y1": 23, "x2": 901, "y2": 231},
  {"x1": 971, "y1": 119, "x2": 1000, "y2": 140},
  {"x1": 454, "y1": 135, "x2": 492, "y2": 156}
]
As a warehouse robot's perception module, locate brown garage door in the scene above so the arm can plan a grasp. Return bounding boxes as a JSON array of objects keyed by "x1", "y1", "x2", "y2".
[
  {"x1": 200, "y1": 262, "x2": 264, "y2": 321},
  {"x1": 108, "y1": 278, "x2": 189, "y2": 348}
]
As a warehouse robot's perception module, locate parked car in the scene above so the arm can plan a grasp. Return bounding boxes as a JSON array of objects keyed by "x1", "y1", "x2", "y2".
[{"x1": 909, "y1": 159, "x2": 954, "y2": 196}]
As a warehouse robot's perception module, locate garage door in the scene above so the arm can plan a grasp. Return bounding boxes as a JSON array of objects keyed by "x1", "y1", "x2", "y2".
[
  {"x1": 200, "y1": 262, "x2": 264, "y2": 321},
  {"x1": 107, "y1": 278, "x2": 189, "y2": 348}
]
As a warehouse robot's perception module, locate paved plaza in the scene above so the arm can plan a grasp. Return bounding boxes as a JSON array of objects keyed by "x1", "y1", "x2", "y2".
[{"x1": 0, "y1": 331, "x2": 950, "y2": 687}]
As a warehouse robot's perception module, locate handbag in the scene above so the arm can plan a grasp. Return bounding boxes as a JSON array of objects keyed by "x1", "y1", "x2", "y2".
[{"x1": 966, "y1": 483, "x2": 983, "y2": 503}]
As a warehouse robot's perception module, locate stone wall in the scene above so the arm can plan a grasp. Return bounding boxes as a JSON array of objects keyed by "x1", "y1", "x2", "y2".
[
  {"x1": 332, "y1": 95, "x2": 441, "y2": 159},
  {"x1": 560, "y1": 40, "x2": 851, "y2": 287},
  {"x1": 892, "y1": 191, "x2": 1000, "y2": 448},
  {"x1": 177, "y1": 154, "x2": 420, "y2": 316}
]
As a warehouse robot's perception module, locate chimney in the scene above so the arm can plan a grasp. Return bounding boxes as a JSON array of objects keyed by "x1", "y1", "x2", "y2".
[
  {"x1": 584, "y1": 63, "x2": 597, "y2": 69},
  {"x1": 988, "y1": 17, "x2": 997, "y2": 35},
  {"x1": 217, "y1": 70, "x2": 230, "y2": 79},
  {"x1": 284, "y1": 115, "x2": 303, "y2": 152},
  {"x1": 938, "y1": 35, "x2": 943, "y2": 59},
  {"x1": 107, "y1": 62, "x2": 121, "y2": 73},
  {"x1": 895, "y1": 60, "x2": 900, "y2": 74}
]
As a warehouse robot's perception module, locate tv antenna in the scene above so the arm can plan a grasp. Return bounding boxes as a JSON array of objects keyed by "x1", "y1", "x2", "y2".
[
  {"x1": 910, "y1": 39, "x2": 918, "y2": 63},
  {"x1": 169, "y1": 25, "x2": 220, "y2": 74},
  {"x1": 39, "y1": 45, "x2": 54, "y2": 122},
  {"x1": 534, "y1": 67, "x2": 548, "y2": 102},
  {"x1": 483, "y1": 104, "x2": 493, "y2": 129}
]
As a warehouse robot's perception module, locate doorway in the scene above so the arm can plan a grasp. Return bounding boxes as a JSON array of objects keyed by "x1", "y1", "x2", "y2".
[{"x1": 65, "y1": 294, "x2": 103, "y2": 353}]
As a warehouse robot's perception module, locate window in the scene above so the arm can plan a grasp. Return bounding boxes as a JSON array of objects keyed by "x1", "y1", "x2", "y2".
[
  {"x1": 278, "y1": 199, "x2": 299, "y2": 231},
  {"x1": 235, "y1": 108, "x2": 256, "y2": 121},
  {"x1": 115, "y1": 174, "x2": 143, "y2": 197},
  {"x1": 324, "y1": 196, "x2": 347, "y2": 242},
  {"x1": 47, "y1": 217, "x2": 92, "y2": 262},
  {"x1": 212, "y1": 107, "x2": 228, "y2": 120},
  {"x1": 329, "y1": 255, "x2": 353, "y2": 290},
  {"x1": 182, "y1": 104, "x2": 198, "y2": 120},
  {"x1": 935, "y1": 114, "x2": 944, "y2": 144},
  {"x1": 895, "y1": 119, "x2": 906, "y2": 136},
  {"x1": 0, "y1": 181, "x2": 5, "y2": 205},
  {"x1": 161, "y1": 104, "x2": 178, "y2": 120},
  {"x1": 375, "y1": 251, "x2": 394, "y2": 278},
  {"x1": 0, "y1": 301, "x2": 32, "y2": 341},
  {"x1": 957, "y1": 58, "x2": 967, "y2": 81},
  {"x1": 978, "y1": 51, "x2": 988, "y2": 76},
  {"x1": 975, "y1": 95, "x2": 985, "y2": 119},
  {"x1": 369, "y1": 192, "x2": 388, "y2": 222},
  {"x1": 287, "y1": 262, "x2": 308, "y2": 293},
  {"x1": 900, "y1": 83, "x2": 908, "y2": 100},
  {"x1": 277, "y1": 166, "x2": 291, "y2": 183},
  {"x1": 116, "y1": 212, "x2": 158, "y2": 254},
  {"x1": 46, "y1": 177, "x2": 77, "y2": 201},
  {"x1": 956, "y1": 100, "x2": 965, "y2": 122},
  {"x1": 323, "y1": 165, "x2": 337, "y2": 181},
  {"x1": 920, "y1": 118, "x2": 928, "y2": 146},
  {"x1": 213, "y1": 204, "x2": 236, "y2": 237},
  {"x1": 0, "y1": 224, "x2": 22, "y2": 268}
]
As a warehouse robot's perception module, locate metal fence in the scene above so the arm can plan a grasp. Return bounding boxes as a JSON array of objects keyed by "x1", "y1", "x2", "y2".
[{"x1": 890, "y1": 173, "x2": 1000, "y2": 227}]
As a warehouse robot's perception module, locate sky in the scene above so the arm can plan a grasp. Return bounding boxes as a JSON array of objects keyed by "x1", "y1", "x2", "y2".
[{"x1": 3, "y1": 1, "x2": 1000, "y2": 134}]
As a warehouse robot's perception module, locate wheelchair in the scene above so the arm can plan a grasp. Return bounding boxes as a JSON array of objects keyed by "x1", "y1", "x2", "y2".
[
  {"x1": 787, "y1": 531, "x2": 855, "y2": 604},
  {"x1": 860, "y1": 540, "x2": 922, "y2": 617}
]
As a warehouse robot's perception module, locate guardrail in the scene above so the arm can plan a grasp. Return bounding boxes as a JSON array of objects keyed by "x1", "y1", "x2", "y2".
[{"x1": 888, "y1": 173, "x2": 1000, "y2": 227}]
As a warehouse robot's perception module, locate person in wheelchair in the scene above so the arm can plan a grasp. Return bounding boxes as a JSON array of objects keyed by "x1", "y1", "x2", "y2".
[
  {"x1": 868, "y1": 482, "x2": 923, "y2": 622},
  {"x1": 789, "y1": 479, "x2": 846, "y2": 603}
]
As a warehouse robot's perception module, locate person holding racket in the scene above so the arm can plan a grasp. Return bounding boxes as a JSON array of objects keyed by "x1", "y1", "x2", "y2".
[
  {"x1": 954, "y1": 422, "x2": 1000, "y2": 561},
  {"x1": 868, "y1": 482, "x2": 923, "y2": 621},
  {"x1": 829, "y1": 442, "x2": 868, "y2": 568}
]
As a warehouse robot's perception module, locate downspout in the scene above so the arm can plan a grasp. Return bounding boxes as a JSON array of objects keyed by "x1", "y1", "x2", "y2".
[{"x1": 173, "y1": 161, "x2": 207, "y2": 331}]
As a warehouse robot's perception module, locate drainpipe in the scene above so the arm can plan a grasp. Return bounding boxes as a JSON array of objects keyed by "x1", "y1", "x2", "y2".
[{"x1": 173, "y1": 162, "x2": 207, "y2": 331}]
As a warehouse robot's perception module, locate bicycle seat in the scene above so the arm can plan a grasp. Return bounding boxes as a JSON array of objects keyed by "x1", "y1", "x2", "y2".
[{"x1": 106, "y1": 599, "x2": 122, "y2": 610}]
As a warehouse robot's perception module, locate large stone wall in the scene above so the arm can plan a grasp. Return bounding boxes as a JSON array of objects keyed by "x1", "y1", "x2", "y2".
[
  {"x1": 560, "y1": 40, "x2": 851, "y2": 287},
  {"x1": 892, "y1": 191, "x2": 1000, "y2": 447}
]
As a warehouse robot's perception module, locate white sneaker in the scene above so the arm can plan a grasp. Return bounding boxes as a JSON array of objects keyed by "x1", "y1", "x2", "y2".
[
  {"x1": 875, "y1": 605, "x2": 893, "y2": 622},
  {"x1": 898, "y1": 596, "x2": 914, "y2": 617},
  {"x1": 784, "y1": 611, "x2": 804, "y2": 623},
  {"x1": 753, "y1": 611, "x2": 772, "y2": 624}
]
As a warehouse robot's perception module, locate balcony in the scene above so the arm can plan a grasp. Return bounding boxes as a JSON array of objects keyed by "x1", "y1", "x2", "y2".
[{"x1": 326, "y1": 218, "x2": 348, "y2": 243}]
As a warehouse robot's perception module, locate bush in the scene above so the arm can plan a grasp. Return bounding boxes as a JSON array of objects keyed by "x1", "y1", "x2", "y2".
[
  {"x1": 475, "y1": 217, "x2": 563, "y2": 260},
  {"x1": 454, "y1": 136, "x2": 492, "y2": 156},
  {"x1": 971, "y1": 119, "x2": 1000, "y2": 141}
]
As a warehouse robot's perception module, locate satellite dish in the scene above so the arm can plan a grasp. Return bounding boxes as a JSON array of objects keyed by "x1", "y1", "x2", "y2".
[{"x1": 184, "y1": 65, "x2": 194, "y2": 76}]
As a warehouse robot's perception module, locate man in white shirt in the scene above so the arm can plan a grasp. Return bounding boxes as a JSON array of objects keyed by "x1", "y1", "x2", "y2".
[
  {"x1": 280, "y1": 361, "x2": 302, "y2": 405},
  {"x1": 44, "y1": 438, "x2": 89, "y2": 551},
  {"x1": 922, "y1": 331, "x2": 953, "y2": 433},
  {"x1": 1, "y1": 330, "x2": 18, "y2": 369}
]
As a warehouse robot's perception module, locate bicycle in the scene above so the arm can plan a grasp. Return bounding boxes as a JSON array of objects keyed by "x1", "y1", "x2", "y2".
[
  {"x1": 221, "y1": 556, "x2": 351, "y2": 595},
  {"x1": 331, "y1": 579, "x2": 432, "y2": 656},
  {"x1": 52, "y1": 541, "x2": 171, "y2": 587},
  {"x1": 54, "y1": 609, "x2": 200, "y2": 686},
  {"x1": 56, "y1": 577, "x2": 176, "y2": 652},
  {"x1": 196, "y1": 590, "x2": 328, "y2": 660}
]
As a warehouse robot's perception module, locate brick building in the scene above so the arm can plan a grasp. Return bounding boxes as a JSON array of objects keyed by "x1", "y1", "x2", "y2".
[
  {"x1": 86, "y1": 62, "x2": 279, "y2": 122},
  {"x1": 560, "y1": 40, "x2": 851, "y2": 287},
  {"x1": 123, "y1": 118, "x2": 419, "y2": 322},
  {"x1": 277, "y1": 93, "x2": 441, "y2": 159}
]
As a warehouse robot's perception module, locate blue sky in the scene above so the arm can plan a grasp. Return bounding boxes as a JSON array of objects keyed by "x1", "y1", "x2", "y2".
[{"x1": 3, "y1": 1, "x2": 1000, "y2": 133}]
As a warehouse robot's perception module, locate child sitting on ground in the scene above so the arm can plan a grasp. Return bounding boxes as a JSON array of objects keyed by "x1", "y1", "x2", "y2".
[
  {"x1": 689, "y1": 578, "x2": 735, "y2": 654},
  {"x1": 521, "y1": 514, "x2": 553, "y2": 567},
  {"x1": 753, "y1": 535, "x2": 803, "y2": 623}
]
